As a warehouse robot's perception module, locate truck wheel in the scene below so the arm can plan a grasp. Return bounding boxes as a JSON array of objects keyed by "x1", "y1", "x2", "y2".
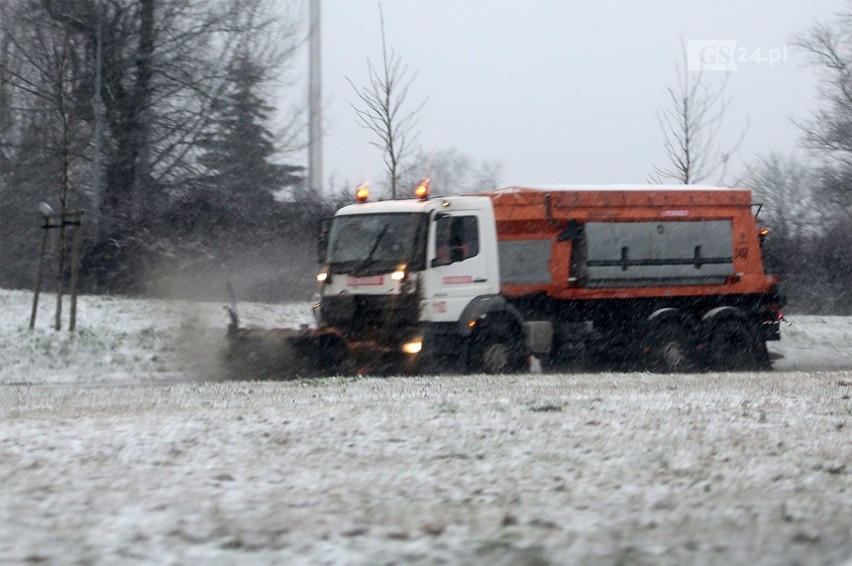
[
  {"x1": 651, "y1": 324, "x2": 696, "y2": 373},
  {"x1": 709, "y1": 320, "x2": 760, "y2": 371},
  {"x1": 473, "y1": 330, "x2": 527, "y2": 374}
]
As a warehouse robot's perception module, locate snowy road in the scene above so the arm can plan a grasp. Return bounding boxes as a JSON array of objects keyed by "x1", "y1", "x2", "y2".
[{"x1": 2, "y1": 288, "x2": 851, "y2": 388}]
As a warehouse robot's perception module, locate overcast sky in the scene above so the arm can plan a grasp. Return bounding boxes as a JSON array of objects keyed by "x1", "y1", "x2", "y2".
[{"x1": 301, "y1": 0, "x2": 846, "y2": 193}]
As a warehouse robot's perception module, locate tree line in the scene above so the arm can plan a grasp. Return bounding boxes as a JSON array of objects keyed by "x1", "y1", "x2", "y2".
[
  {"x1": 759, "y1": 9, "x2": 852, "y2": 315},
  {"x1": 0, "y1": 0, "x2": 322, "y2": 300}
]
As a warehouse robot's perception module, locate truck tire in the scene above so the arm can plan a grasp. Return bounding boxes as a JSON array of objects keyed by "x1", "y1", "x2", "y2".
[
  {"x1": 651, "y1": 323, "x2": 697, "y2": 373},
  {"x1": 472, "y1": 328, "x2": 527, "y2": 374},
  {"x1": 709, "y1": 320, "x2": 765, "y2": 371}
]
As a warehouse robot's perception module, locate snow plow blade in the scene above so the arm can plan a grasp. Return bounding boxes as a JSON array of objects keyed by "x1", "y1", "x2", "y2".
[
  {"x1": 221, "y1": 295, "x2": 416, "y2": 379},
  {"x1": 225, "y1": 322, "x2": 351, "y2": 380}
]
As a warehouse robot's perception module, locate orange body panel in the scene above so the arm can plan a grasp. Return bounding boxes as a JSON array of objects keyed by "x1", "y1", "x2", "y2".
[{"x1": 479, "y1": 186, "x2": 777, "y2": 301}]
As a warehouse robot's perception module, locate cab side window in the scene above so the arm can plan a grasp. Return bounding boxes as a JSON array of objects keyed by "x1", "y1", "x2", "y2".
[{"x1": 436, "y1": 216, "x2": 479, "y2": 263}]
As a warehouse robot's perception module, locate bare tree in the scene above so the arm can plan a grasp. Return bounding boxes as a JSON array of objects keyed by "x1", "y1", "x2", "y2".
[
  {"x1": 746, "y1": 151, "x2": 852, "y2": 313},
  {"x1": 0, "y1": 3, "x2": 89, "y2": 204},
  {"x1": 0, "y1": 27, "x2": 14, "y2": 184},
  {"x1": 347, "y1": 4, "x2": 425, "y2": 199},
  {"x1": 794, "y1": 7, "x2": 852, "y2": 209},
  {"x1": 651, "y1": 44, "x2": 747, "y2": 185},
  {"x1": 0, "y1": 2, "x2": 91, "y2": 301},
  {"x1": 747, "y1": 153, "x2": 821, "y2": 237}
]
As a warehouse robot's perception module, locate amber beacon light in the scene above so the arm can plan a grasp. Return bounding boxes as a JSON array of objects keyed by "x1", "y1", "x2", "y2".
[
  {"x1": 355, "y1": 183, "x2": 369, "y2": 203},
  {"x1": 415, "y1": 178, "x2": 430, "y2": 200}
]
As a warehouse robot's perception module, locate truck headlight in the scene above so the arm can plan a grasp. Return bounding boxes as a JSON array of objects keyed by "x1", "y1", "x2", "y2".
[
  {"x1": 391, "y1": 264, "x2": 407, "y2": 281},
  {"x1": 402, "y1": 339, "x2": 422, "y2": 354}
]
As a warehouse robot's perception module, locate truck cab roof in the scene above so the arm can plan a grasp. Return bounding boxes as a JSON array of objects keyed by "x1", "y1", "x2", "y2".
[{"x1": 335, "y1": 195, "x2": 492, "y2": 216}]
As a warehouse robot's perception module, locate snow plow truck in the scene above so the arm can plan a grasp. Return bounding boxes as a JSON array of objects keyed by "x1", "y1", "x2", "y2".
[{"x1": 226, "y1": 182, "x2": 784, "y2": 377}]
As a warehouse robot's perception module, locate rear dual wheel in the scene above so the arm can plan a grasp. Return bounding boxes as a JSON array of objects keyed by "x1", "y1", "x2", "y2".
[
  {"x1": 709, "y1": 320, "x2": 771, "y2": 371},
  {"x1": 650, "y1": 323, "x2": 697, "y2": 373},
  {"x1": 650, "y1": 319, "x2": 771, "y2": 372}
]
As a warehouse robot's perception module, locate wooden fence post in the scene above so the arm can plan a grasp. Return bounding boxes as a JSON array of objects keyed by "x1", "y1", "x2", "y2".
[
  {"x1": 69, "y1": 213, "x2": 83, "y2": 331},
  {"x1": 29, "y1": 217, "x2": 51, "y2": 330}
]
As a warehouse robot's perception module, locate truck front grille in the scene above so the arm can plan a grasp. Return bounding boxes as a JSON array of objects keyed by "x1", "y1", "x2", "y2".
[{"x1": 320, "y1": 294, "x2": 420, "y2": 340}]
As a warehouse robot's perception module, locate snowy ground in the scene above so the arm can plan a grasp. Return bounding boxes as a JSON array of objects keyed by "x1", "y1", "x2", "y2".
[{"x1": 1, "y1": 288, "x2": 851, "y2": 564}]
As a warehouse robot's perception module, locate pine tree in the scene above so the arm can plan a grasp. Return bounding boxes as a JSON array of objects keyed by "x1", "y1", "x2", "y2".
[{"x1": 198, "y1": 52, "x2": 303, "y2": 222}]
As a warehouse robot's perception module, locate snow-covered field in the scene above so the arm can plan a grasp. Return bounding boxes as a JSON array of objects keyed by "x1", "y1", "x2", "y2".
[{"x1": 1, "y1": 288, "x2": 851, "y2": 564}]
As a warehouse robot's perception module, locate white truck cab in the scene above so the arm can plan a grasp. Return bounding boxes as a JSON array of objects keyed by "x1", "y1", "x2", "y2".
[
  {"x1": 318, "y1": 195, "x2": 499, "y2": 321},
  {"x1": 315, "y1": 190, "x2": 525, "y2": 373}
]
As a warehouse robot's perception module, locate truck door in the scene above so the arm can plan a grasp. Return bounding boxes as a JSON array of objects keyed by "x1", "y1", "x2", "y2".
[{"x1": 427, "y1": 210, "x2": 497, "y2": 322}]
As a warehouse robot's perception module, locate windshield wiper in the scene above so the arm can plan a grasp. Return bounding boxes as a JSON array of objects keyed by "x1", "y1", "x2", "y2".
[{"x1": 351, "y1": 223, "x2": 390, "y2": 275}]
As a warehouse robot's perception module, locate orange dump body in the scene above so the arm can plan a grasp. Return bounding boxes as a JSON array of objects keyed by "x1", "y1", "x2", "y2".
[{"x1": 480, "y1": 186, "x2": 777, "y2": 301}]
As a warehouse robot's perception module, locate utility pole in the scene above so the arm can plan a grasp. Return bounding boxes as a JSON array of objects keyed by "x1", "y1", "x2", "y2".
[
  {"x1": 307, "y1": 0, "x2": 322, "y2": 199},
  {"x1": 92, "y1": 0, "x2": 103, "y2": 240}
]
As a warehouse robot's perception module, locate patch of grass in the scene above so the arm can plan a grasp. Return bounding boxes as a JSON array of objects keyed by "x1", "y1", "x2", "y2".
[{"x1": 528, "y1": 400, "x2": 564, "y2": 413}]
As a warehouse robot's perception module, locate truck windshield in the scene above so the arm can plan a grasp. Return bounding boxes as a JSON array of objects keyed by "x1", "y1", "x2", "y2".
[{"x1": 326, "y1": 213, "x2": 428, "y2": 274}]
